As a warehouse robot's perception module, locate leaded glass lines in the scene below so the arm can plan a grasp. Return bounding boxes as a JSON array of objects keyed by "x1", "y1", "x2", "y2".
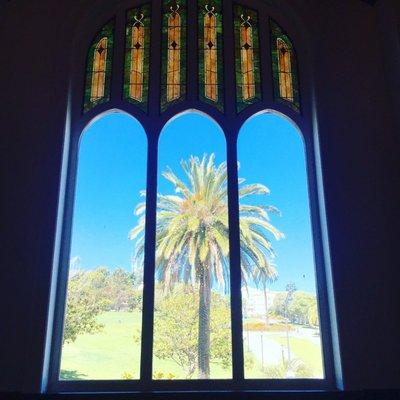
[
  {"x1": 124, "y1": 5, "x2": 151, "y2": 111},
  {"x1": 167, "y1": 6, "x2": 181, "y2": 102},
  {"x1": 270, "y1": 19, "x2": 300, "y2": 111},
  {"x1": 277, "y1": 38, "x2": 293, "y2": 101},
  {"x1": 130, "y1": 18, "x2": 145, "y2": 101},
  {"x1": 239, "y1": 16, "x2": 255, "y2": 100},
  {"x1": 91, "y1": 37, "x2": 108, "y2": 102},
  {"x1": 83, "y1": 20, "x2": 114, "y2": 113},
  {"x1": 233, "y1": 5, "x2": 261, "y2": 112},
  {"x1": 198, "y1": 0, "x2": 223, "y2": 111},
  {"x1": 204, "y1": 7, "x2": 218, "y2": 101},
  {"x1": 161, "y1": 0, "x2": 186, "y2": 112},
  {"x1": 83, "y1": 8, "x2": 300, "y2": 115}
]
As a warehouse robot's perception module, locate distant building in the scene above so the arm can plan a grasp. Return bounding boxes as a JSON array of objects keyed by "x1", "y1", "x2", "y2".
[{"x1": 241, "y1": 287, "x2": 279, "y2": 319}]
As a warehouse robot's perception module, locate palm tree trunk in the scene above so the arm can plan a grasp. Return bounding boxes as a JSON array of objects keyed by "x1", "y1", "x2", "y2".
[{"x1": 198, "y1": 264, "x2": 211, "y2": 378}]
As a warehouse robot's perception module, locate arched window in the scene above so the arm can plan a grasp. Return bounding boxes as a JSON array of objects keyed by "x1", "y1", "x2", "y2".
[
  {"x1": 58, "y1": 112, "x2": 147, "y2": 380},
  {"x1": 48, "y1": 0, "x2": 337, "y2": 393},
  {"x1": 153, "y1": 112, "x2": 231, "y2": 380},
  {"x1": 238, "y1": 112, "x2": 323, "y2": 379}
]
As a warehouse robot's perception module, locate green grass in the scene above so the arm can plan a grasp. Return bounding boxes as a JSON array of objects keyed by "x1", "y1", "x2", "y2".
[
  {"x1": 61, "y1": 311, "x2": 142, "y2": 380},
  {"x1": 273, "y1": 335, "x2": 324, "y2": 377},
  {"x1": 60, "y1": 311, "x2": 231, "y2": 380},
  {"x1": 61, "y1": 312, "x2": 322, "y2": 380}
]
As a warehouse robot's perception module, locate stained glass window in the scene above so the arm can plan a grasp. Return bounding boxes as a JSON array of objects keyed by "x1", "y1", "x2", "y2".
[
  {"x1": 124, "y1": 5, "x2": 151, "y2": 111},
  {"x1": 270, "y1": 19, "x2": 300, "y2": 111},
  {"x1": 234, "y1": 5, "x2": 261, "y2": 113},
  {"x1": 161, "y1": 0, "x2": 187, "y2": 112},
  {"x1": 198, "y1": 0, "x2": 223, "y2": 111},
  {"x1": 83, "y1": 20, "x2": 114, "y2": 113}
]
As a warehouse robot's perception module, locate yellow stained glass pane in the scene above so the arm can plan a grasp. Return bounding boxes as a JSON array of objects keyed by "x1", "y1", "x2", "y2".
[
  {"x1": 130, "y1": 20, "x2": 145, "y2": 102},
  {"x1": 240, "y1": 19, "x2": 255, "y2": 101},
  {"x1": 204, "y1": 9, "x2": 218, "y2": 102},
  {"x1": 167, "y1": 9, "x2": 181, "y2": 102},
  {"x1": 277, "y1": 38, "x2": 293, "y2": 101},
  {"x1": 91, "y1": 37, "x2": 108, "y2": 102}
]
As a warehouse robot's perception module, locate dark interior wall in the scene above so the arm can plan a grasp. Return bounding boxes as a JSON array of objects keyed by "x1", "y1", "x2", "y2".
[{"x1": 1, "y1": 0, "x2": 398, "y2": 393}]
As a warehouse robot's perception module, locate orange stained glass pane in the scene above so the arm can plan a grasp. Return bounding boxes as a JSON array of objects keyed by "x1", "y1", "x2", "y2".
[
  {"x1": 240, "y1": 19, "x2": 255, "y2": 100},
  {"x1": 91, "y1": 37, "x2": 108, "y2": 102},
  {"x1": 204, "y1": 8, "x2": 218, "y2": 102},
  {"x1": 130, "y1": 19, "x2": 145, "y2": 102},
  {"x1": 277, "y1": 38, "x2": 293, "y2": 101},
  {"x1": 167, "y1": 8, "x2": 181, "y2": 102}
]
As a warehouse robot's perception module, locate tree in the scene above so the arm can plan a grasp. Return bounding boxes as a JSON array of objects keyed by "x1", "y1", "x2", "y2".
[
  {"x1": 253, "y1": 264, "x2": 278, "y2": 325},
  {"x1": 272, "y1": 290, "x2": 317, "y2": 326},
  {"x1": 63, "y1": 266, "x2": 143, "y2": 344},
  {"x1": 308, "y1": 303, "x2": 319, "y2": 327},
  {"x1": 130, "y1": 154, "x2": 284, "y2": 378},
  {"x1": 152, "y1": 286, "x2": 231, "y2": 378},
  {"x1": 63, "y1": 271, "x2": 104, "y2": 344}
]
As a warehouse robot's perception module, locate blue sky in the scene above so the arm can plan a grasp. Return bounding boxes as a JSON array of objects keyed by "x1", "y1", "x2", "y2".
[{"x1": 70, "y1": 111, "x2": 317, "y2": 293}]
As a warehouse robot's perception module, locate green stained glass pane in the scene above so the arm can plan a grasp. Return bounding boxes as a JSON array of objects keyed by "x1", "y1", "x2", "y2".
[
  {"x1": 161, "y1": 0, "x2": 187, "y2": 113},
  {"x1": 198, "y1": 0, "x2": 224, "y2": 112},
  {"x1": 270, "y1": 19, "x2": 300, "y2": 112},
  {"x1": 233, "y1": 4, "x2": 261, "y2": 113},
  {"x1": 83, "y1": 20, "x2": 115, "y2": 113},
  {"x1": 124, "y1": 5, "x2": 151, "y2": 112}
]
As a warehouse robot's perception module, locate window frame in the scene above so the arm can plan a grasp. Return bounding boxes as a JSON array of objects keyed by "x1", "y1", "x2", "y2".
[{"x1": 44, "y1": 0, "x2": 340, "y2": 393}]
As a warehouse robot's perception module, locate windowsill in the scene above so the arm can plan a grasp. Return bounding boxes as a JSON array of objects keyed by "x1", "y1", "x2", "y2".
[{"x1": 5, "y1": 389, "x2": 400, "y2": 400}]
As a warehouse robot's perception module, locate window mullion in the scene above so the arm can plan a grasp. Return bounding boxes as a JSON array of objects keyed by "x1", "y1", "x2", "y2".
[
  {"x1": 148, "y1": 0, "x2": 162, "y2": 118},
  {"x1": 186, "y1": 0, "x2": 197, "y2": 100},
  {"x1": 222, "y1": 0, "x2": 236, "y2": 117},
  {"x1": 110, "y1": 10, "x2": 125, "y2": 102},
  {"x1": 259, "y1": 10, "x2": 273, "y2": 104},
  {"x1": 226, "y1": 130, "x2": 245, "y2": 383},
  {"x1": 139, "y1": 131, "x2": 159, "y2": 385}
]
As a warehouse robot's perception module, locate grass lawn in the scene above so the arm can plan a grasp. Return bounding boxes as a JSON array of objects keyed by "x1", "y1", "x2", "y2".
[
  {"x1": 273, "y1": 335, "x2": 324, "y2": 378},
  {"x1": 60, "y1": 311, "x2": 231, "y2": 380}
]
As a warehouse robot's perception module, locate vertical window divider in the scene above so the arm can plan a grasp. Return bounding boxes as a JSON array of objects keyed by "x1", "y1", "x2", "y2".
[
  {"x1": 259, "y1": 10, "x2": 273, "y2": 104},
  {"x1": 139, "y1": 0, "x2": 162, "y2": 382},
  {"x1": 139, "y1": 129, "x2": 160, "y2": 385},
  {"x1": 149, "y1": 0, "x2": 162, "y2": 118},
  {"x1": 187, "y1": 0, "x2": 197, "y2": 100},
  {"x1": 111, "y1": 10, "x2": 125, "y2": 101},
  {"x1": 226, "y1": 129, "x2": 245, "y2": 384},
  {"x1": 222, "y1": 0, "x2": 236, "y2": 117}
]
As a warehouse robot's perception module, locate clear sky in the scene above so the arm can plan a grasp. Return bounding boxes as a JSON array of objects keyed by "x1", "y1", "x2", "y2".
[{"x1": 70, "y1": 111, "x2": 317, "y2": 293}]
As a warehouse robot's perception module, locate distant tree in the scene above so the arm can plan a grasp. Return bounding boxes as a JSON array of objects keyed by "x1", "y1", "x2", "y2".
[
  {"x1": 272, "y1": 290, "x2": 317, "y2": 326},
  {"x1": 107, "y1": 268, "x2": 142, "y2": 311},
  {"x1": 307, "y1": 303, "x2": 319, "y2": 327},
  {"x1": 288, "y1": 292, "x2": 315, "y2": 325},
  {"x1": 253, "y1": 265, "x2": 278, "y2": 325},
  {"x1": 63, "y1": 272, "x2": 104, "y2": 344},
  {"x1": 63, "y1": 266, "x2": 143, "y2": 343}
]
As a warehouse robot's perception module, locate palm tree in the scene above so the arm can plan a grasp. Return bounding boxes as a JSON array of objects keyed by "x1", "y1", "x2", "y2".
[
  {"x1": 254, "y1": 265, "x2": 278, "y2": 326},
  {"x1": 129, "y1": 153, "x2": 284, "y2": 378}
]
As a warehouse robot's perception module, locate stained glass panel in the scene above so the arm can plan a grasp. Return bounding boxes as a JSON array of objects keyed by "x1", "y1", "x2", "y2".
[
  {"x1": 234, "y1": 5, "x2": 261, "y2": 113},
  {"x1": 83, "y1": 20, "x2": 114, "y2": 113},
  {"x1": 270, "y1": 19, "x2": 300, "y2": 112},
  {"x1": 198, "y1": 0, "x2": 223, "y2": 112},
  {"x1": 161, "y1": 0, "x2": 187, "y2": 112},
  {"x1": 124, "y1": 5, "x2": 151, "y2": 112}
]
